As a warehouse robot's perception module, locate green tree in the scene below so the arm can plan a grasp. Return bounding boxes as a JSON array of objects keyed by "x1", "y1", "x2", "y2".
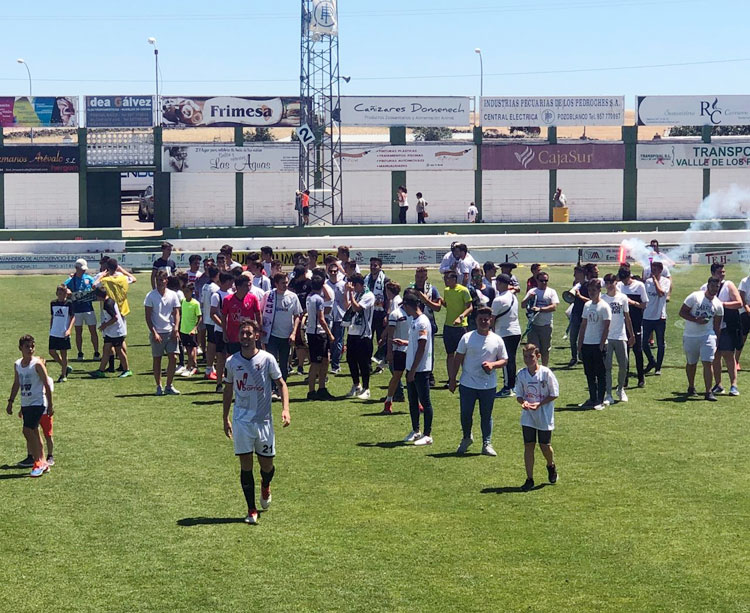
[
  {"x1": 412, "y1": 127, "x2": 453, "y2": 141},
  {"x1": 244, "y1": 127, "x2": 276, "y2": 142}
]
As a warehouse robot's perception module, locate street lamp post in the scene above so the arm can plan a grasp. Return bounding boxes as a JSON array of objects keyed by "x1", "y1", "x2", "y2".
[
  {"x1": 147, "y1": 38, "x2": 159, "y2": 126},
  {"x1": 474, "y1": 48, "x2": 483, "y2": 126},
  {"x1": 16, "y1": 58, "x2": 33, "y2": 142}
]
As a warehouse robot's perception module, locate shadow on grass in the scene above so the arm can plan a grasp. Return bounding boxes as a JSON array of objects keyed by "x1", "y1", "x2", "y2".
[
  {"x1": 1, "y1": 464, "x2": 26, "y2": 470},
  {"x1": 357, "y1": 441, "x2": 407, "y2": 449},
  {"x1": 177, "y1": 517, "x2": 248, "y2": 526},
  {"x1": 427, "y1": 452, "x2": 481, "y2": 459},
  {"x1": 481, "y1": 484, "x2": 550, "y2": 494},
  {"x1": 658, "y1": 391, "x2": 706, "y2": 404},
  {"x1": 556, "y1": 404, "x2": 596, "y2": 412},
  {"x1": 360, "y1": 411, "x2": 409, "y2": 417},
  {"x1": 192, "y1": 400, "x2": 221, "y2": 406},
  {"x1": 0, "y1": 472, "x2": 29, "y2": 480}
]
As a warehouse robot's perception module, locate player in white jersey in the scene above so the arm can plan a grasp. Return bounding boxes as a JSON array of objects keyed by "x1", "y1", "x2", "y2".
[
  {"x1": 223, "y1": 320, "x2": 290, "y2": 525},
  {"x1": 7, "y1": 335, "x2": 54, "y2": 477},
  {"x1": 384, "y1": 282, "x2": 409, "y2": 414}
]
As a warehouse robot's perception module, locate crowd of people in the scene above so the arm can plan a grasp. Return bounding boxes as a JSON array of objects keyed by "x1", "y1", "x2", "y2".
[{"x1": 7, "y1": 238, "x2": 750, "y2": 517}]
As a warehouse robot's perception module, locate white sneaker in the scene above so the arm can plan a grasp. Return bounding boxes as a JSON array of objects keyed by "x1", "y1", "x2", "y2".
[
  {"x1": 165, "y1": 385, "x2": 181, "y2": 395},
  {"x1": 604, "y1": 394, "x2": 614, "y2": 406},
  {"x1": 617, "y1": 388, "x2": 629, "y2": 402},
  {"x1": 729, "y1": 385, "x2": 740, "y2": 396},
  {"x1": 175, "y1": 365, "x2": 186, "y2": 376},
  {"x1": 404, "y1": 430, "x2": 422, "y2": 442},
  {"x1": 346, "y1": 384, "x2": 363, "y2": 398},
  {"x1": 414, "y1": 435, "x2": 433, "y2": 446},
  {"x1": 482, "y1": 444, "x2": 498, "y2": 457},
  {"x1": 181, "y1": 368, "x2": 196, "y2": 377},
  {"x1": 260, "y1": 487, "x2": 272, "y2": 510},
  {"x1": 456, "y1": 436, "x2": 473, "y2": 454},
  {"x1": 357, "y1": 388, "x2": 371, "y2": 400},
  {"x1": 593, "y1": 403, "x2": 605, "y2": 411},
  {"x1": 244, "y1": 510, "x2": 259, "y2": 525}
]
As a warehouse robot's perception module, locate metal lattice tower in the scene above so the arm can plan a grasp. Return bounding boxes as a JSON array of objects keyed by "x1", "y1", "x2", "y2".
[{"x1": 299, "y1": 0, "x2": 343, "y2": 225}]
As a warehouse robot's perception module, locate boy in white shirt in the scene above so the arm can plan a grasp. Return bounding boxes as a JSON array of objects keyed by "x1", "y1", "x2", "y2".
[
  {"x1": 602, "y1": 274, "x2": 635, "y2": 404},
  {"x1": 515, "y1": 344, "x2": 559, "y2": 492},
  {"x1": 577, "y1": 279, "x2": 611, "y2": 409},
  {"x1": 642, "y1": 261, "x2": 671, "y2": 375},
  {"x1": 680, "y1": 277, "x2": 724, "y2": 401}
]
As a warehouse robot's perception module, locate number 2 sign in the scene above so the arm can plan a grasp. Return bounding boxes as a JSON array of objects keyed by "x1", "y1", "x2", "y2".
[{"x1": 296, "y1": 123, "x2": 316, "y2": 146}]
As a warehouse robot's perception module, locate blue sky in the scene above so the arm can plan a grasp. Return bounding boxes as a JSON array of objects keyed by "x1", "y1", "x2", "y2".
[{"x1": 1, "y1": 0, "x2": 748, "y2": 109}]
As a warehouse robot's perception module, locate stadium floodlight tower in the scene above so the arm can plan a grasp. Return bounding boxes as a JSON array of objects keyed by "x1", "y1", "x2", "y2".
[{"x1": 299, "y1": 0, "x2": 343, "y2": 225}]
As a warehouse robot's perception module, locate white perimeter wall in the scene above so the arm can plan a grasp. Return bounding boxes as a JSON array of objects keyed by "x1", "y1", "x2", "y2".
[
  {"x1": 341, "y1": 172, "x2": 391, "y2": 224},
  {"x1": 244, "y1": 173, "x2": 298, "y2": 226},
  {"x1": 407, "y1": 170, "x2": 474, "y2": 223},
  {"x1": 482, "y1": 170, "x2": 548, "y2": 222},
  {"x1": 556, "y1": 170, "x2": 623, "y2": 221},
  {"x1": 4, "y1": 174, "x2": 78, "y2": 229},
  {"x1": 637, "y1": 170, "x2": 703, "y2": 220},
  {"x1": 170, "y1": 174, "x2": 234, "y2": 227},
  {"x1": 710, "y1": 171, "x2": 750, "y2": 196}
]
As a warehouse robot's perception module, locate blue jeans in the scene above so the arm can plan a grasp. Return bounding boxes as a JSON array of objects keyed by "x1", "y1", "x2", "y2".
[
  {"x1": 266, "y1": 335, "x2": 290, "y2": 381},
  {"x1": 459, "y1": 385, "x2": 495, "y2": 444},
  {"x1": 330, "y1": 321, "x2": 345, "y2": 370},
  {"x1": 642, "y1": 319, "x2": 666, "y2": 370},
  {"x1": 407, "y1": 371, "x2": 433, "y2": 436}
]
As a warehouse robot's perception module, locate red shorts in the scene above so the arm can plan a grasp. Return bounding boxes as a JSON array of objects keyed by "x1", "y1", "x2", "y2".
[{"x1": 40, "y1": 414, "x2": 53, "y2": 437}]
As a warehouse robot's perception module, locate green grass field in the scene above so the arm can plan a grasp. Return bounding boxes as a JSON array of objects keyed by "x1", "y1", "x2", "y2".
[{"x1": 0, "y1": 265, "x2": 748, "y2": 612}]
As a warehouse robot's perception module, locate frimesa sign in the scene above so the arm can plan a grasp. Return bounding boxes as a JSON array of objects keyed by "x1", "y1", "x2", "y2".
[
  {"x1": 160, "y1": 96, "x2": 301, "y2": 127},
  {"x1": 637, "y1": 95, "x2": 750, "y2": 126},
  {"x1": 334, "y1": 144, "x2": 475, "y2": 171},
  {"x1": 335, "y1": 96, "x2": 471, "y2": 127},
  {"x1": 480, "y1": 96, "x2": 624, "y2": 127},
  {"x1": 637, "y1": 143, "x2": 750, "y2": 169},
  {"x1": 162, "y1": 145, "x2": 299, "y2": 173},
  {"x1": 0, "y1": 146, "x2": 79, "y2": 173},
  {"x1": 482, "y1": 143, "x2": 624, "y2": 170},
  {"x1": 0, "y1": 96, "x2": 78, "y2": 127},
  {"x1": 85, "y1": 95, "x2": 153, "y2": 127}
]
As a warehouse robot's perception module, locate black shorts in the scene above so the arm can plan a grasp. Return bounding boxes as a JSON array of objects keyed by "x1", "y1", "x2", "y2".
[
  {"x1": 307, "y1": 333, "x2": 330, "y2": 363},
  {"x1": 718, "y1": 327, "x2": 742, "y2": 352},
  {"x1": 49, "y1": 336, "x2": 71, "y2": 351},
  {"x1": 180, "y1": 332, "x2": 198, "y2": 349},
  {"x1": 392, "y1": 351, "x2": 407, "y2": 372},
  {"x1": 302, "y1": 206, "x2": 310, "y2": 216},
  {"x1": 226, "y1": 341, "x2": 241, "y2": 355},
  {"x1": 214, "y1": 332, "x2": 226, "y2": 354},
  {"x1": 523, "y1": 425, "x2": 552, "y2": 445},
  {"x1": 443, "y1": 325, "x2": 467, "y2": 355},
  {"x1": 206, "y1": 324, "x2": 216, "y2": 344},
  {"x1": 741, "y1": 311, "x2": 750, "y2": 337},
  {"x1": 104, "y1": 335, "x2": 126, "y2": 348},
  {"x1": 22, "y1": 406, "x2": 45, "y2": 430}
]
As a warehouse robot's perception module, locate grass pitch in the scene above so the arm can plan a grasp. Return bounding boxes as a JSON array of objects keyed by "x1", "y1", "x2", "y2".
[{"x1": 0, "y1": 265, "x2": 747, "y2": 612}]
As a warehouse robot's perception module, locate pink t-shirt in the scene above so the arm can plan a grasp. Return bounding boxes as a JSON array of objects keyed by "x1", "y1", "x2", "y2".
[{"x1": 222, "y1": 292, "x2": 260, "y2": 343}]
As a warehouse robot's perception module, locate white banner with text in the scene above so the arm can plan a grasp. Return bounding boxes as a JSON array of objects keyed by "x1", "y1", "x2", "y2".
[
  {"x1": 161, "y1": 145, "x2": 299, "y2": 173},
  {"x1": 636, "y1": 142, "x2": 750, "y2": 169},
  {"x1": 335, "y1": 96, "x2": 471, "y2": 127},
  {"x1": 481, "y1": 96, "x2": 624, "y2": 127}
]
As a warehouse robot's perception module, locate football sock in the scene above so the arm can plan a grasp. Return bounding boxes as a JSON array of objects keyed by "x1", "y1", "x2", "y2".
[
  {"x1": 386, "y1": 396, "x2": 393, "y2": 402},
  {"x1": 240, "y1": 469, "x2": 256, "y2": 510},
  {"x1": 260, "y1": 466, "x2": 275, "y2": 488},
  {"x1": 109, "y1": 355, "x2": 115, "y2": 369}
]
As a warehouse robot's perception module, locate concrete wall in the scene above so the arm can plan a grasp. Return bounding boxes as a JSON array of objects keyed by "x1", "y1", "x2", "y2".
[
  {"x1": 557, "y1": 169, "x2": 623, "y2": 221},
  {"x1": 4, "y1": 174, "x2": 78, "y2": 229},
  {"x1": 482, "y1": 170, "x2": 548, "y2": 222},
  {"x1": 244, "y1": 173, "x2": 298, "y2": 226},
  {"x1": 170, "y1": 174, "x2": 234, "y2": 227},
  {"x1": 340, "y1": 172, "x2": 391, "y2": 224},
  {"x1": 407, "y1": 170, "x2": 474, "y2": 223},
  {"x1": 637, "y1": 170, "x2": 704, "y2": 220}
]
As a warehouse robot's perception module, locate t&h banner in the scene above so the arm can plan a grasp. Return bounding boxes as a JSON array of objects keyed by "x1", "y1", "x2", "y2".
[
  {"x1": 480, "y1": 96, "x2": 624, "y2": 127},
  {"x1": 335, "y1": 96, "x2": 471, "y2": 127},
  {"x1": 160, "y1": 96, "x2": 301, "y2": 127},
  {"x1": 161, "y1": 145, "x2": 299, "y2": 173}
]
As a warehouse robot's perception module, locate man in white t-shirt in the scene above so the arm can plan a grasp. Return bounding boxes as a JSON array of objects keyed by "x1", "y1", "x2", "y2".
[
  {"x1": 491, "y1": 274, "x2": 522, "y2": 397},
  {"x1": 344, "y1": 274, "x2": 376, "y2": 400},
  {"x1": 384, "y1": 282, "x2": 409, "y2": 414},
  {"x1": 521, "y1": 271, "x2": 559, "y2": 367},
  {"x1": 679, "y1": 277, "x2": 723, "y2": 401},
  {"x1": 602, "y1": 274, "x2": 635, "y2": 404},
  {"x1": 223, "y1": 320, "x2": 290, "y2": 525},
  {"x1": 201, "y1": 266, "x2": 220, "y2": 380},
  {"x1": 449, "y1": 306, "x2": 508, "y2": 457},
  {"x1": 144, "y1": 270, "x2": 181, "y2": 396},
  {"x1": 577, "y1": 279, "x2": 611, "y2": 409},
  {"x1": 617, "y1": 266, "x2": 648, "y2": 388},
  {"x1": 642, "y1": 261, "x2": 671, "y2": 375},
  {"x1": 326, "y1": 264, "x2": 347, "y2": 374},
  {"x1": 262, "y1": 273, "x2": 302, "y2": 392},
  {"x1": 402, "y1": 290, "x2": 434, "y2": 446},
  {"x1": 439, "y1": 243, "x2": 478, "y2": 287},
  {"x1": 467, "y1": 202, "x2": 479, "y2": 223}
]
